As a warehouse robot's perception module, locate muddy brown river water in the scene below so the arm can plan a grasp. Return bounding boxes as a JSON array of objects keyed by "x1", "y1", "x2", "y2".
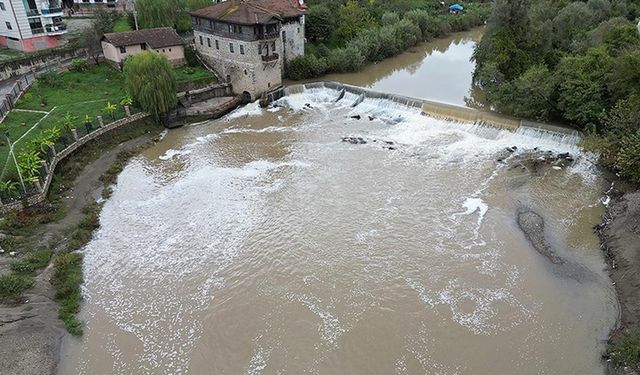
[{"x1": 58, "y1": 30, "x2": 618, "y2": 374}]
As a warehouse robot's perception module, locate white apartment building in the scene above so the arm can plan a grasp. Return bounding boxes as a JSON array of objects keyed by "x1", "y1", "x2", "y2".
[{"x1": 0, "y1": 0, "x2": 67, "y2": 51}]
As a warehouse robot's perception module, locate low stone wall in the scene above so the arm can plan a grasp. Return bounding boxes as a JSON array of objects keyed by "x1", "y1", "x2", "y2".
[
  {"x1": 0, "y1": 112, "x2": 149, "y2": 214},
  {"x1": 0, "y1": 49, "x2": 85, "y2": 81},
  {"x1": 179, "y1": 83, "x2": 233, "y2": 104},
  {"x1": 275, "y1": 82, "x2": 577, "y2": 135}
]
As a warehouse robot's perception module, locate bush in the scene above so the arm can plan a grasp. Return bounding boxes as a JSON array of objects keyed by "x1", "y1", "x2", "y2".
[
  {"x1": 52, "y1": 252, "x2": 84, "y2": 336},
  {"x1": 615, "y1": 129, "x2": 640, "y2": 182},
  {"x1": 0, "y1": 273, "x2": 34, "y2": 302},
  {"x1": 286, "y1": 54, "x2": 328, "y2": 80},
  {"x1": 381, "y1": 12, "x2": 400, "y2": 26},
  {"x1": 37, "y1": 71, "x2": 64, "y2": 88},
  {"x1": 327, "y1": 46, "x2": 366, "y2": 73},
  {"x1": 70, "y1": 59, "x2": 88, "y2": 72},
  {"x1": 184, "y1": 46, "x2": 200, "y2": 67}
]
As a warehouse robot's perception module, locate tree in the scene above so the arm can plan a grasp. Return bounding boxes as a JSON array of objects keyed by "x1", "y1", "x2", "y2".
[
  {"x1": 124, "y1": 52, "x2": 177, "y2": 120},
  {"x1": 18, "y1": 151, "x2": 41, "y2": 179},
  {"x1": 616, "y1": 129, "x2": 640, "y2": 182},
  {"x1": 334, "y1": 0, "x2": 376, "y2": 43},
  {"x1": 305, "y1": 5, "x2": 334, "y2": 43},
  {"x1": 136, "y1": 0, "x2": 211, "y2": 32}
]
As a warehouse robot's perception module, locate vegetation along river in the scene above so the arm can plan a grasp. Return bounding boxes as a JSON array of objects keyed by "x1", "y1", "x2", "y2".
[{"x1": 58, "y1": 30, "x2": 618, "y2": 374}]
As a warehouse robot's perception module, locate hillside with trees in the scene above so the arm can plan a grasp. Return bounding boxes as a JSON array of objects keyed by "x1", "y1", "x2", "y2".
[{"x1": 472, "y1": 0, "x2": 640, "y2": 180}]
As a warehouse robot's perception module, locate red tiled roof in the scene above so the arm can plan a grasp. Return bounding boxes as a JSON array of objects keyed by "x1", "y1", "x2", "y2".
[
  {"x1": 103, "y1": 27, "x2": 184, "y2": 49},
  {"x1": 190, "y1": 0, "x2": 304, "y2": 25}
]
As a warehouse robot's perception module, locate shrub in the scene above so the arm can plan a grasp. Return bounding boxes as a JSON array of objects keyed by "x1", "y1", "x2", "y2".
[
  {"x1": 381, "y1": 12, "x2": 400, "y2": 26},
  {"x1": 52, "y1": 252, "x2": 84, "y2": 336},
  {"x1": 327, "y1": 46, "x2": 366, "y2": 73},
  {"x1": 184, "y1": 46, "x2": 200, "y2": 67},
  {"x1": 0, "y1": 273, "x2": 34, "y2": 302},
  {"x1": 286, "y1": 54, "x2": 328, "y2": 80},
  {"x1": 405, "y1": 9, "x2": 432, "y2": 40},
  {"x1": 37, "y1": 71, "x2": 63, "y2": 88},
  {"x1": 615, "y1": 129, "x2": 640, "y2": 182},
  {"x1": 70, "y1": 59, "x2": 88, "y2": 72}
]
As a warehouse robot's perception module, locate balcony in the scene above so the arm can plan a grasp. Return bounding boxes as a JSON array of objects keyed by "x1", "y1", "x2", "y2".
[
  {"x1": 26, "y1": 8, "x2": 40, "y2": 17},
  {"x1": 259, "y1": 31, "x2": 280, "y2": 40},
  {"x1": 261, "y1": 53, "x2": 279, "y2": 62},
  {"x1": 41, "y1": 7, "x2": 62, "y2": 15}
]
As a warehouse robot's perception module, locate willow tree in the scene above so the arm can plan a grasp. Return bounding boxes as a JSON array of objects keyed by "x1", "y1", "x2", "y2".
[
  {"x1": 136, "y1": 0, "x2": 211, "y2": 32},
  {"x1": 124, "y1": 52, "x2": 177, "y2": 120}
]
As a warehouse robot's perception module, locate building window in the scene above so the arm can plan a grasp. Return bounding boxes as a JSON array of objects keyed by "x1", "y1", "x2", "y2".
[
  {"x1": 199, "y1": 35, "x2": 203, "y2": 45},
  {"x1": 0, "y1": 3, "x2": 5, "y2": 11},
  {"x1": 119, "y1": 46, "x2": 126, "y2": 53},
  {"x1": 5, "y1": 21, "x2": 11, "y2": 30},
  {"x1": 271, "y1": 41, "x2": 276, "y2": 51},
  {"x1": 215, "y1": 40, "x2": 219, "y2": 49},
  {"x1": 169, "y1": 48, "x2": 171, "y2": 52},
  {"x1": 207, "y1": 38, "x2": 211, "y2": 47},
  {"x1": 244, "y1": 69, "x2": 247, "y2": 75},
  {"x1": 162, "y1": 49, "x2": 165, "y2": 52},
  {"x1": 258, "y1": 44, "x2": 262, "y2": 54},
  {"x1": 297, "y1": 27, "x2": 300, "y2": 33},
  {"x1": 229, "y1": 43, "x2": 234, "y2": 53},
  {"x1": 240, "y1": 45, "x2": 244, "y2": 55},
  {"x1": 141, "y1": 43, "x2": 146, "y2": 50}
]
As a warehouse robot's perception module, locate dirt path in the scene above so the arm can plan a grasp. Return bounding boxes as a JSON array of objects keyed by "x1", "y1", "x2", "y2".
[{"x1": 0, "y1": 133, "x2": 155, "y2": 375}]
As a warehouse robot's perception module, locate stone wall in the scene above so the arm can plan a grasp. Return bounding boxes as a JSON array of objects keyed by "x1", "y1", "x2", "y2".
[
  {"x1": 281, "y1": 18, "x2": 305, "y2": 65},
  {"x1": 194, "y1": 30, "x2": 283, "y2": 100},
  {"x1": 0, "y1": 48, "x2": 85, "y2": 81}
]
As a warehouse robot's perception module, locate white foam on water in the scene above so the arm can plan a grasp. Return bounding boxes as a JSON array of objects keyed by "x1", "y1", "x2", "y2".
[
  {"x1": 223, "y1": 125, "x2": 294, "y2": 134},
  {"x1": 159, "y1": 149, "x2": 192, "y2": 160},
  {"x1": 226, "y1": 101, "x2": 263, "y2": 120},
  {"x1": 246, "y1": 347, "x2": 269, "y2": 375}
]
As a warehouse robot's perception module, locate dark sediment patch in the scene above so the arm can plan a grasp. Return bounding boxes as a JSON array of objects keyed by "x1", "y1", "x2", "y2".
[{"x1": 517, "y1": 208, "x2": 597, "y2": 282}]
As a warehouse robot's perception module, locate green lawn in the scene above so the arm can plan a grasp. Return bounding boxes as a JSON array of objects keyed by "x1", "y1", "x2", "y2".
[
  {"x1": 0, "y1": 64, "x2": 129, "y2": 182},
  {"x1": 174, "y1": 65, "x2": 216, "y2": 88}
]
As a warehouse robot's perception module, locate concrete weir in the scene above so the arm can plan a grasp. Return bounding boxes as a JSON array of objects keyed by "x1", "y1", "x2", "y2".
[{"x1": 268, "y1": 81, "x2": 578, "y2": 136}]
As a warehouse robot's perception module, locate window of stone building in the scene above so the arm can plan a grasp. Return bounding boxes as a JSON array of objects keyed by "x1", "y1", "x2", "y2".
[
  {"x1": 258, "y1": 44, "x2": 262, "y2": 54},
  {"x1": 5, "y1": 21, "x2": 11, "y2": 30},
  {"x1": 119, "y1": 46, "x2": 126, "y2": 53},
  {"x1": 240, "y1": 45, "x2": 244, "y2": 55},
  {"x1": 207, "y1": 38, "x2": 211, "y2": 47},
  {"x1": 229, "y1": 43, "x2": 234, "y2": 53},
  {"x1": 199, "y1": 35, "x2": 203, "y2": 45},
  {"x1": 0, "y1": 3, "x2": 5, "y2": 11},
  {"x1": 271, "y1": 41, "x2": 276, "y2": 51},
  {"x1": 297, "y1": 27, "x2": 300, "y2": 33},
  {"x1": 215, "y1": 40, "x2": 219, "y2": 49}
]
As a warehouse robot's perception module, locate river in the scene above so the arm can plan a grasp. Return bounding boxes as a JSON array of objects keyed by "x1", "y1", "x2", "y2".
[{"x1": 58, "y1": 30, "x2": 617, "y2": 374}]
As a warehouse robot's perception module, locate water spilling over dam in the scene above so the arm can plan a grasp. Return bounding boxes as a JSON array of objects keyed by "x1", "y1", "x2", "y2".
[{"x1": 59, "y1": 84, "x2": 617, "y2": 374}]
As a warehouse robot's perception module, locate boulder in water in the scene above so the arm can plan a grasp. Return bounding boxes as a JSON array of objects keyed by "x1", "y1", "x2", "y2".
[
  {"x1": 351, "y1": 115, "x2": 362, "y2": 120},
  {"x1": 342, "y1": 136, "x2": 367, "y2": 145}
]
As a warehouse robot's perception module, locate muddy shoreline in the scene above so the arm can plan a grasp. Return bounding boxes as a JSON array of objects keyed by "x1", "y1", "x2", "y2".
[
  {"x1": 0, "y1": 127, "x2": 161, "y2": 375},
  {"x1": 597, "y1": 186, "x2": 640, "y2": 375}
]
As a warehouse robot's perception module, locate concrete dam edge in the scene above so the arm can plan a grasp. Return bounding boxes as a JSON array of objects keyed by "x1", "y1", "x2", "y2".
[{"x1": 264, "y1": 81, "x2": 579, "y2": 137}]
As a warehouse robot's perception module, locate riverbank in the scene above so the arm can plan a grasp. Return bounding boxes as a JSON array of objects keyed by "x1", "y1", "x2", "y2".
[
  {"x1": 598, "y1": 187, "x2": 640, "y2": 374},
  {"x1": 0, "y1": 119, "x2": 164, "y2": 374}
]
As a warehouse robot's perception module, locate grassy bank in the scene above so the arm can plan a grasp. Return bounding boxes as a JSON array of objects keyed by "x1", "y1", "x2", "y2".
[
  {"x1": 287, "y1": 1, "x2": 491, "y2": 79},
  {"x1": 0, "y1": 118, "x2": 163, "y2": 333}
]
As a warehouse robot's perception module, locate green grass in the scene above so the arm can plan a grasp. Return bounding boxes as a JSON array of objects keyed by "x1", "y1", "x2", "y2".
[
  {"x1": 174, "y1": 65, "x2": 215, "y2": 90},
  {"x1": 113, "y1": 16, "x2": 133, "y2": 32},
  {"x1": 610, "y1": 330, "x2": 640, "y2": 369},
  {"x1": 52, "y1": 251, "x2": 84, "y2": 336},
  {"x1": 0, "y1": 64, "x2": 129, "y2": 183},
  {"x1": 0, "y1": 273, "x2": 34, "y2": 303}
]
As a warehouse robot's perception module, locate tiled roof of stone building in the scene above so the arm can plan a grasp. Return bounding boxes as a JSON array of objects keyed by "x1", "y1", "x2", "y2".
[
  {"x1": 103, "y1": 27, "x2": 184, "y2": 49},
  {"x1": 190, "y1": 0, "x2": 304, "y2": 25}
]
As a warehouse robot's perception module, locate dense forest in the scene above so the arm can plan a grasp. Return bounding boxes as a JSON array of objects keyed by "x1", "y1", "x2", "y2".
[
  {"x1": 473, "y1": 0, "x2": 640, "y2": 180},
  {"x1": 286, "y1": 0, "x2": 492, "y2": 79}
]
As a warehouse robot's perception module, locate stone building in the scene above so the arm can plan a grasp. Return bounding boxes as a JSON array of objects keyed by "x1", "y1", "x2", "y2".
[
  {"x1": 190, "y1": 0, "x2": 305, "y2": 100},
  {"x1": 102, "y1": 27, "x2": 186, "y2": 68}
]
